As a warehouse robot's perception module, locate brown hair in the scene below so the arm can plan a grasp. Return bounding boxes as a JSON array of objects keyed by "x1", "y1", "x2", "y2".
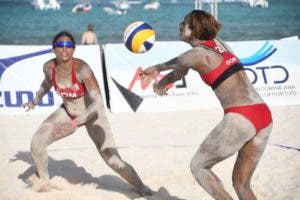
[
  {"x1": 189, "y1": 10, "x2": 221, "y2": 40},
  {"x1": 87, "y1": 24, "x2": 93, "y2": 31}
]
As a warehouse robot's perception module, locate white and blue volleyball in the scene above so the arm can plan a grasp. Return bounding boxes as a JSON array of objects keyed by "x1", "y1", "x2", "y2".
[{"x1": 123, "y1": 21, "x2": 155, "y2": 53}]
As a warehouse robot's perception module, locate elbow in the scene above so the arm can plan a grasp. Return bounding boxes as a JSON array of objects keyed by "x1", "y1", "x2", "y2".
[{"x1": 173, "y1": 71, "x2": 187, "y2": 81}]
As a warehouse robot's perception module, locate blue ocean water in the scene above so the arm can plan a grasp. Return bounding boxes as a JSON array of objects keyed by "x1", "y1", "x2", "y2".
[{"x1": 0, "y1": 0, "x2": 299, "y2": 45}]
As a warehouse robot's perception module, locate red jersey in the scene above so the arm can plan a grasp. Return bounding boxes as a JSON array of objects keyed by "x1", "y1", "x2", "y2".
[
  {"x1": 52, "y1": 59, "x2": 85, "y2": 99},
  {"x1": 199, "y1": 40, "x2": 243, "y2": 89}
]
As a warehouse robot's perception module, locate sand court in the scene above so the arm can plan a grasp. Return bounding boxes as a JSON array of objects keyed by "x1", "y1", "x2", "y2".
[{"x1": 0, "y1": 105, "x2": 299, "y2": 200}]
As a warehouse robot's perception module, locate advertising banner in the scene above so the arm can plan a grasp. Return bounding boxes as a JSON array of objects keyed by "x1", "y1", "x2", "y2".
[
  {"x1": 104, "y1": 40, "x2": 300, "y2": 113},
  {"x1": 0, "y1": 45, "x2": 103, "y2": 114},
  {"x1": 1, "y1": 40, "x2": 299, "y2": 114}
]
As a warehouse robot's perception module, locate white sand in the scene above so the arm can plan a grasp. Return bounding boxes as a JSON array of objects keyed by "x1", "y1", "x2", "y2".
[{"x1": 0, "y1": 105, "x2": 299, "y2": 200}]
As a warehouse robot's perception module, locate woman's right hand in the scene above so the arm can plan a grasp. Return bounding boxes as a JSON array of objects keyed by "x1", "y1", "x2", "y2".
[
  {"x1": 21, "y1": 101, "x2": 36, "y2": 112},
  {"x1": 139, "y1": 66, "x2": 159, "y2": 85}
]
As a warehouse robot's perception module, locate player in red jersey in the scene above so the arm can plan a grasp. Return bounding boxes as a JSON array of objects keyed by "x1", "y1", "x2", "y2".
[
  {"x1": 140, "y1": 10, "x2": 272, "y2": 200},
  {"x1": 22, "y1": 31, "x2": 151, "y2": 196}
]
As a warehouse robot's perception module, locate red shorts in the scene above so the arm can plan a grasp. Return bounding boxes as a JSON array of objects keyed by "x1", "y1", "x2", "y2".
[{"x1": 224, "y1": 103, "x2": 272, "y2": 133}]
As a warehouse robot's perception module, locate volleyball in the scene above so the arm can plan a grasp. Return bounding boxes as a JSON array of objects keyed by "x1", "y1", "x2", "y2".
[{"x1": 123, "y1": 21, "x2": 155, "y2": 53}]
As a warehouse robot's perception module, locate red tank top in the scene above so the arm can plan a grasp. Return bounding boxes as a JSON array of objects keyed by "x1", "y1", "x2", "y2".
[
  {"x1": 199, "y1": 40, "x2": 240, "y2": 86},
  {"x1": 52, "y1": 59, "x2": 85, "y2": 99}
]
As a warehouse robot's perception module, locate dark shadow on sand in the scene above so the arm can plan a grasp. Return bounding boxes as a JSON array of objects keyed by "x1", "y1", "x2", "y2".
[
  {"x1": 10, "y1": 151, "x2": 185, "y2": 200},
  {"x1": 10, "y1": 151, "x2": 139, "y2": 199},
  {"x1": 143, "y1": 186, "x2": 186, "y2": 200}
]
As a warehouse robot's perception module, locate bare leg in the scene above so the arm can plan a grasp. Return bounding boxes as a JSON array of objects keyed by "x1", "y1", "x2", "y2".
[
  {"x1": 85, "y1": 113, "x2": 151, "y2": 196},
  {"x1": 190, "y1": 114, "x2": 256, "y2": 200},
  {"x1": 232, "y1": 124, "x2": 272, "y2": 200},
  {"x1": 30, "y1": 107, "x2": 76, "y2": 192}
]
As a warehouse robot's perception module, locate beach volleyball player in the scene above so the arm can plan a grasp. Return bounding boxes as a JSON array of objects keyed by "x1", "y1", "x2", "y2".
[
  {"x1": 139, "y1": 10, "x2": 272, "y2": 200},
  {"x1": 22, "y1": 31, "x2": 151, "y2": 196}
]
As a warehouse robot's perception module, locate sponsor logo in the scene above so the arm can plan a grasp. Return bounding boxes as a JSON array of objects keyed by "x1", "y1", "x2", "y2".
[
  {"x1": 0, "y1": 91, "x2": 54, "y2": 107},
  {"x1": 240, "y1": 41, "x2": 277, "y2": 66},
  {"x1": 245, "y1": 65, "x2": 288, "y2": 84},
  {"x1": 225, "y1": 56, "x2": 238, "y2": 66},
  {"x1": 0, "y1": 48, "x2": 53, "y2": 108},
  {"x1": 0, "y1": 41, "x2": 291, "y2": 112},
  {"x1": 0, "y1": 48, "x2": 52, "y2": 80},
  {"x1": 56, "y1": 83, "x2": 80, "y2": 98},
  {"x1": 116, "y1": 41, "x2": 288, "y2": 111}
]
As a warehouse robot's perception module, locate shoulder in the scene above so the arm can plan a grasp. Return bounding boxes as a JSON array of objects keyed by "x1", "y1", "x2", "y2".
[
  {"x1": 176, "y1": 46, "x2": 218, "y2": 70},
  {"x1": 180, "y1": 46, "x2": 209, "y2": 59},
  {"x1": 44, "y1": 59, "x2": 55, "y2": 67},
  {"x1": 74, "y1": 58, "x2": 93, "y2": 75},
  {"x1": 43, "y1": 59, "x2": 55, "y2": 74},
  {"x1": 74, "y1": 58, "x2": 90, "y2": 68}
]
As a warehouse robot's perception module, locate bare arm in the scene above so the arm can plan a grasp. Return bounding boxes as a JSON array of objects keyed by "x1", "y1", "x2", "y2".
[
  {"x1": 22, "y1": 64, "x2": 53, "y2": 111},
  {"x1": 33, "y1": 65, "x2": 53, "y2": 104},
  {"x1": 94, "y1": 33, "x2": 98, "y2": 44},
  {"x1": 81, "y1": 33, "x2": 86, "y2": 45},
  {"x1": 73, "y1": 64, "x2": 104, "y2": 126},
  {"x1": 153, "y1": 65, "x2": 188, "y2": 95},
  {"x1": 139, "y1": 57, "x2": 178, "y2": 78},
  {"x1": 140, "y1": 49, "x2": 199, "y2": 95},
  {"x1": 157, "y1": 57, "x2": 179, "y2": 71}
]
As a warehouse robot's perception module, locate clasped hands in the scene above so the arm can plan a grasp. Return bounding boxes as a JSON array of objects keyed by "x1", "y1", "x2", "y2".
[{"x1": 139, "y1": 67, "x2": 168, "y2": 96}]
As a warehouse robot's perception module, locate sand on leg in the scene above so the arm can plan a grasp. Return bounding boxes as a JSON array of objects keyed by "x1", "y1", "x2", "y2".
[
  {"x1": 85, "y1": 113, "x2": 152, "y2": 196},
  {"x1": 30, "y1": 106, "x2": 77, "y2": 192},
  {"x1": 190, "y1": 114, "x2": 256, "y2": 200},
  {"x1": 232, "y1": 124, "x2": 272, "y2": 200}
]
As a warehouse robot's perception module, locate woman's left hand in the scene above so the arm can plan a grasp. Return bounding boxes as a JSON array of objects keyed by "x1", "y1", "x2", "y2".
[{"x1": 153, "y1": 82, "x2": 168, "y2": 96}]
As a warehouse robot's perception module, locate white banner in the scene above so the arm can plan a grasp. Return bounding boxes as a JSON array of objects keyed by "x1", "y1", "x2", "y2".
[
  {"x1": 104, "y1": 39, "x2": 300, "y2": 112},
  {"x1": 1, "y1": 40, "x2": 299, "y2": 114},
  {"x1": 0, "y1": 45, "x2": 104, "y2": 114}
]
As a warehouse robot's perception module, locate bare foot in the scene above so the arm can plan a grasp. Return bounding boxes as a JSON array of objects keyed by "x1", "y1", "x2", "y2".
[
  {"x1": 28, "y1": 173, "x2": 63, "y2": 192},
  {"x1": 29, "y1": 174, "x2": 50, "y2": 192},
  {"x1": 135, "y1": 187, "x2": 186, "y2": 200},
  {"x1": 137, "y1": 185, "x2": 153, "y2": 197}
]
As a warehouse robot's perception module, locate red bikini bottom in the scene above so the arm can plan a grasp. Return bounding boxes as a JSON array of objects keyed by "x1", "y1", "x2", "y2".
[{"x1": 224, "y1": 103, "x2": 272, "y2": 133}]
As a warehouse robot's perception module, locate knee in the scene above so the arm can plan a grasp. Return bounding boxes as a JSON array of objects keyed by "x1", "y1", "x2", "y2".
[
  {"x1": 190, "y1": 157, "x2": 206, "y2": 177},
  {"x1": 189, "y1": 159, "x2": 198, "y2": 176}
]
